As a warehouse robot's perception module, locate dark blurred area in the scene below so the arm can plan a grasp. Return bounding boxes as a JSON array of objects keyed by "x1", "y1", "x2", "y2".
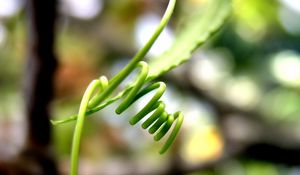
[{"x1": 1, "y1": 0, "x2": 300, "y2": 174}]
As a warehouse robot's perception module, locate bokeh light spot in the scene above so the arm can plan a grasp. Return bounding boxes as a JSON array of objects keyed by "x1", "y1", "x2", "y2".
[
  {"x1": 223, "y1": 76, "x2": 260, "y2": 110},
  {"x1": 61, "y1": 0, "x2": 103, "y2": 20},
  {"x1": 271, "y1": 51, "x2": 300, "y2": 87}
]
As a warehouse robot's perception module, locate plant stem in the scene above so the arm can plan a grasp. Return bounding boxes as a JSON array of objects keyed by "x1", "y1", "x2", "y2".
[{"x1": 70, "y1": 80, "x2": 101, "y2": 175}]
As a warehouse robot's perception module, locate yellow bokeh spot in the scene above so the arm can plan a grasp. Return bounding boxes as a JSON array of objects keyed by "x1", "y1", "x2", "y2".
[{"x1": 182, "y1": 126, "x2": 223, "y2": 163}]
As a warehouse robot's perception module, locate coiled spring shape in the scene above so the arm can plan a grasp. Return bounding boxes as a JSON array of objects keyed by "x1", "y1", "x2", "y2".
[{"x1": 51, "y1": 0, "x2": 183, "y2": 174}]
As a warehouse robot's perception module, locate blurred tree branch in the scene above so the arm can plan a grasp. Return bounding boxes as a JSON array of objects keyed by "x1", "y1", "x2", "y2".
[
  {"x1": 22, "y1": 0, "x2": 59, "y2": 173},
  {"x1": 0, "y1": 0, "x2": 59, "y2": 174}
]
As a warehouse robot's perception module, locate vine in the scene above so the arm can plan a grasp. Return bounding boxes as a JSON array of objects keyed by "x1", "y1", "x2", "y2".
[
  {"x1": 51, "y1": 0, "x2": 231, "y2": 174},
  {"x1": 52, "y1": 0, "x2": 182, "y2": 175}
]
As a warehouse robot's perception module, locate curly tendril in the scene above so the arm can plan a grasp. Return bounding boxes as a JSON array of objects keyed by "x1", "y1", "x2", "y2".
[
  {"x1": 75, "y1": 61, "x2": 183, "y2": 156},
  {"x1": 51, "y1": 0, "x2": 183, "y2": 175}
]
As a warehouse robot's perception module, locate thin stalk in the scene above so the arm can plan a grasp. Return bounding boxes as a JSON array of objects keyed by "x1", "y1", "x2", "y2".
[{"x1": 70, "y1": 80, "x2": 101, "y2": 175}]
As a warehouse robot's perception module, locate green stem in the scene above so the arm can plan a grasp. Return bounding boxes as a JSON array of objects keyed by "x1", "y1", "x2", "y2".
[
  {"x1": 70, "y1": 80, "x2": 101, "y2": 175},
  {"x1": 88, "y1": 0, "x2": 176, "y2": 108}
]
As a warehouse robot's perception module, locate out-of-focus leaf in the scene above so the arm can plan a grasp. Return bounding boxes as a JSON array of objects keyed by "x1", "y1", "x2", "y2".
[{"x1": 147, "y1": 0, "x2": 231, "y2": 81}]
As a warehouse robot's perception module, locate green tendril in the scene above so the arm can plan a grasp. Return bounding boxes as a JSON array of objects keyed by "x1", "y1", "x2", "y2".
[
  {"x1": 53, "y1": 1, "x2": 183, "y2": 175},
  {"x1": 70, "y1": 80, "x2": 104, "y2": 175},
  {"x1": 48, "y1": 0, "x2": 233, "y2": 174}
]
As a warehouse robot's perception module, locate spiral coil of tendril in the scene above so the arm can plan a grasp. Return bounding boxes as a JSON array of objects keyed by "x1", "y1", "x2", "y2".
[
  {"x1": 51, "y1": 0, "x2": 181, "y2": 174},
  {"x1": 82, "y1": 61, "x2": 183, "y2": 154}
]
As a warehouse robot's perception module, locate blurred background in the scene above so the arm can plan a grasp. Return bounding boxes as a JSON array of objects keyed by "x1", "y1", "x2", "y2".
[{"x1": 1, "y1": 0, "x2": 300, "y2": 174}]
